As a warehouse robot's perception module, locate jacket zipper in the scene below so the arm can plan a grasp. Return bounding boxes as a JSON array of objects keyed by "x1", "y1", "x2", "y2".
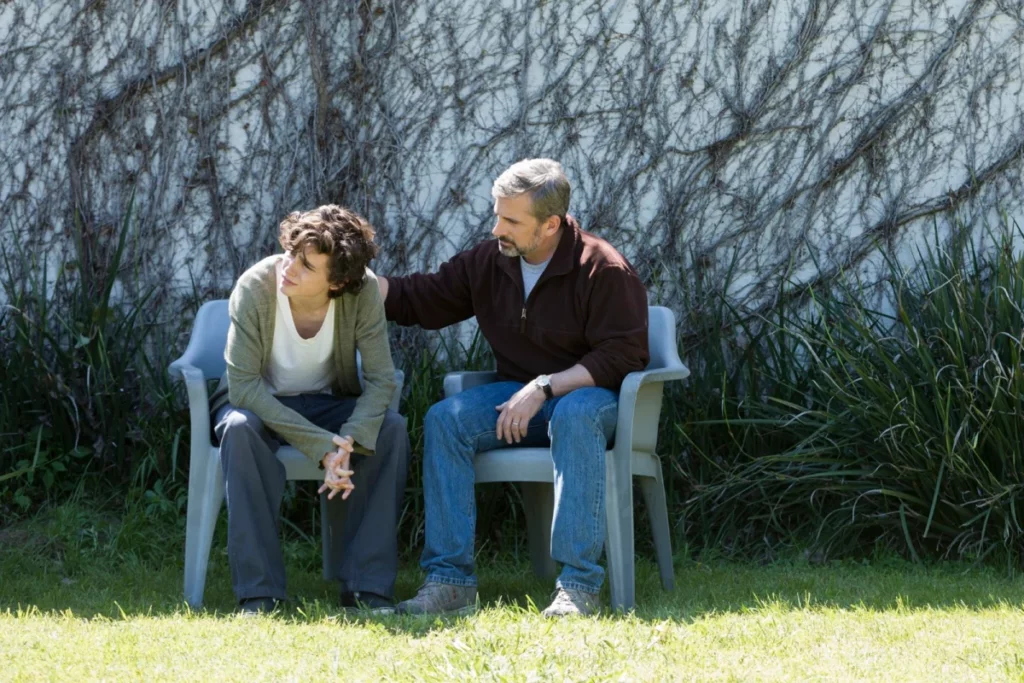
[{"x1": 515, "y1": 261, "x2": 555, "y2": 334}]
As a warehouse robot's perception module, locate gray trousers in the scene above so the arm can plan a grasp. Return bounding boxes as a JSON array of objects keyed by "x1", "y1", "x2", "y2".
[{"x1": 214, "y1": 393, "x2": 409, "y2": 603}]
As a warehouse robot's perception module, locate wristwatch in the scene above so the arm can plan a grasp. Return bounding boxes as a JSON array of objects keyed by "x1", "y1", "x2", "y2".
[{"x1": 535, "y1": 374, "x2": 554, "y2": 400}]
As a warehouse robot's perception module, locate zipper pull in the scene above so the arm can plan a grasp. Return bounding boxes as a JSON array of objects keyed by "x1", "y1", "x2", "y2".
[{"x1": 520, "y1": 307, "x2": 526, "y2": 333}]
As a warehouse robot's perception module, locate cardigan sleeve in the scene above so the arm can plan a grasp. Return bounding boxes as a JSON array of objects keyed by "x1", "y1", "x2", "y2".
[{"x1": 337, "y1": 270, "x2": 397, "y2": 453}]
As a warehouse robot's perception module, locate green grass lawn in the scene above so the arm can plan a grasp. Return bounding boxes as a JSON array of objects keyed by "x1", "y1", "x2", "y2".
[{"x1": 3, "y1": 503, "x2": 1024, "y2": 681}]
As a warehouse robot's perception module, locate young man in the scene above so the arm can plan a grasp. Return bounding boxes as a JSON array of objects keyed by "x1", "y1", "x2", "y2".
[
  {"x1": 210, "y1": 205, "x2": 409, "y2": 614},
  {"x1": 378, "y1": 159, "x2": 650, "y2": 617}
]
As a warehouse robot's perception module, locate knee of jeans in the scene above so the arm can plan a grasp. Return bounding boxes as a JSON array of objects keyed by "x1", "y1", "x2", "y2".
[
  {"x1": 424, "y1": 398, "x2": 459, "y2": 435},
  {"x1": 550, "y1": 396, "x2": 611, "y2": 436}
]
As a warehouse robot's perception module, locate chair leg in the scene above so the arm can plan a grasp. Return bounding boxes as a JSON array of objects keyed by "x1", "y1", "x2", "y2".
[
  {"x1": 520, "y1": 482, "x2": 557, "y2": 581},
  {"x1": 639, "y1": 467, "x2": 675, "y2": 592},
  {"x1": 604, "y1": 451, "x2": 635, "y2": 612},
  {"x1": 184, "y1": 449, "x2": 225, "y2": 608}
]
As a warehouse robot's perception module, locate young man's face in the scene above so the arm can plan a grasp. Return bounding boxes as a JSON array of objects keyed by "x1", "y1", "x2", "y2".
[
  {"x1": 280, "y1": 244, "x2": 338, "y2": 301},
  {"x1": 492, "y1": 193, "x2": 545, "y2": 258}
]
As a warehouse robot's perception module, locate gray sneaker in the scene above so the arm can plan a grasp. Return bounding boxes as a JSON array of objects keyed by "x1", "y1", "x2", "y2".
[
  {"x1": 396, "y1": 582, "x2": 477, "y2": 615},
  {"x1": 541, "y1": 588, "x2": 601, "y2": 617}
]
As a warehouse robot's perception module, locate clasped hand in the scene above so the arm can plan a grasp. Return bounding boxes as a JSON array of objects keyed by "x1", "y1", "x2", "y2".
[{"x1": 319, "y1": 434, "x2": 355, "y2": 500}]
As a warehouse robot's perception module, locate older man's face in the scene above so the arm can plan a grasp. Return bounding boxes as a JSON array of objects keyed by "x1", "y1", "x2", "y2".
[{"x1": 491, "y1": 193, "x2": 543, "y2": 258}]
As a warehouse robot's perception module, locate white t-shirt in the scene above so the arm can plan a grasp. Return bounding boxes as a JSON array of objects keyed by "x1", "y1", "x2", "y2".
[
  {"x1": 520, "y1": 256, "x2": 551, "y2": 301},
  {"x1": 265, "y1": 263, "x2": 336, "y2": 396}
]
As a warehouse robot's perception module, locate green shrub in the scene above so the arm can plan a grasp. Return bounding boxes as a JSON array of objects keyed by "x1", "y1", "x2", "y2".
[
  {"x1": 0, "y1": 195, "x2": 185, "y2": 519},
  {"x1": 677, "y1": 218, "x2": 1024, "y2": 565}
]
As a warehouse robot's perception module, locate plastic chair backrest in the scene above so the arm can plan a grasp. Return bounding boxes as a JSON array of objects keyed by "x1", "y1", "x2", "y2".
[
  {"x1": 186, "y1": 299, "x2": 230, "y2": 381},
  {"x1": 646, "y1": 306, "x2": 680, "y2": 371}
]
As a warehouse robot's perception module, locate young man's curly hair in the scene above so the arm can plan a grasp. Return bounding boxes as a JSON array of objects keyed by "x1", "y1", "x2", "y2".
[{"x1": 277, "y1": 205, "x2": 379, "y2": 297}]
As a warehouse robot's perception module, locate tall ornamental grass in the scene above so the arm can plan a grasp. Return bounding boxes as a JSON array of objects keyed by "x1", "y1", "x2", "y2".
[
  {"x1": 0, "y1": 196, "x2": 185, "y2": 518},
  {"x1": 673, "y1": 218, "x2": 1024, "y2": 566}
]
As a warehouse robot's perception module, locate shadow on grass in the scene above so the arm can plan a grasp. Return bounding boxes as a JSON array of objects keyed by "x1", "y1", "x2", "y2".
[{"x1": 3, "y1": 503, "x2": 1024, "y2": 629}]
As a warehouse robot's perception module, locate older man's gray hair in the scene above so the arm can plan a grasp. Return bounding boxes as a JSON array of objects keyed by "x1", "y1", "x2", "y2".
[{"x1": 491, "y1": 158, "x2": 571, "y2": 223}]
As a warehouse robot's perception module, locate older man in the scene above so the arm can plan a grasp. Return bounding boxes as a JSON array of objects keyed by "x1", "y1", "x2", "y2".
[{"x1": 379, "y1": 159, "x2": 649, "y2": 617}]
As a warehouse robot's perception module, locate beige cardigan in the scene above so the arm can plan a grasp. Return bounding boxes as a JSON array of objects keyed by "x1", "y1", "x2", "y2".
[{"x1": 210, "y1": 255, "x2": 397, "y2": 462}]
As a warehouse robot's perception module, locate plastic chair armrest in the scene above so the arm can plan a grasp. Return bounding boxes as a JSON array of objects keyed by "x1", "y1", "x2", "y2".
[
  {"x1": 443, "y1": 371, "x2": 500, "y2": 398},
  {"x1": 174, "y1": 364, "x2": 214, "y2": 461},
  {"x1": 613, "y1": 363, "x2": 691, "y2": 457},
  {"x1": 169, "y1": 351, "x2": 208, "y2": 380},
  {"x1": 623, "y1": 366, "x2": 691, "y2": 392}
]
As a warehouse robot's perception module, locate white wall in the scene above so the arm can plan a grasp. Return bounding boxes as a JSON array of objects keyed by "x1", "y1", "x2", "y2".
[{"x1": 0, "y1": 0, "x2": 1021, "y2": 323}]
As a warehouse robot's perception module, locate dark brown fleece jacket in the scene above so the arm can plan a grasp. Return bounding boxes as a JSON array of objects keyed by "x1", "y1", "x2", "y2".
[{"x1": 384, "y1": 216, "x2": 649, "y2": 389}]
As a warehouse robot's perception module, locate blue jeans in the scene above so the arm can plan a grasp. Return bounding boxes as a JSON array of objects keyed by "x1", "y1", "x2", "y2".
[{"x1": 421, "y1": 381, "x2": 618, "y2": 593}]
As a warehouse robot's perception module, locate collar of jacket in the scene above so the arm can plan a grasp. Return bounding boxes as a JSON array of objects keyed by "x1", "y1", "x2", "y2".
[{"x1": 495, "y1": 214, "x2": 580, "y2": 284}]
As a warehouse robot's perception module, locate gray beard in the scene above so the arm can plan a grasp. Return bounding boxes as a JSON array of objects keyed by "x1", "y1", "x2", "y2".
[{"x1": 497, "y1": 240, "x2": 522, "y2": 257}]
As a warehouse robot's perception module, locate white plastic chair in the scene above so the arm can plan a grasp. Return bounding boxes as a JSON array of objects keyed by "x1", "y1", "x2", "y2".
[
  {"x1": 168, "y1": 299, "x2": 404, "y2": 608},
  {"x1": 444, "y1": 306, "x2": 689, "y2": 611}
]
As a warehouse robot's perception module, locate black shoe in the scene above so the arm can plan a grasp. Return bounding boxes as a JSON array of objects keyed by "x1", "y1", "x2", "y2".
[
  {"x1": 340, "y1": 590, "x2": 396, "y2": 615},
  {"x1": 238, "y1": 596, "x2": 280, "y2": 616}
]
